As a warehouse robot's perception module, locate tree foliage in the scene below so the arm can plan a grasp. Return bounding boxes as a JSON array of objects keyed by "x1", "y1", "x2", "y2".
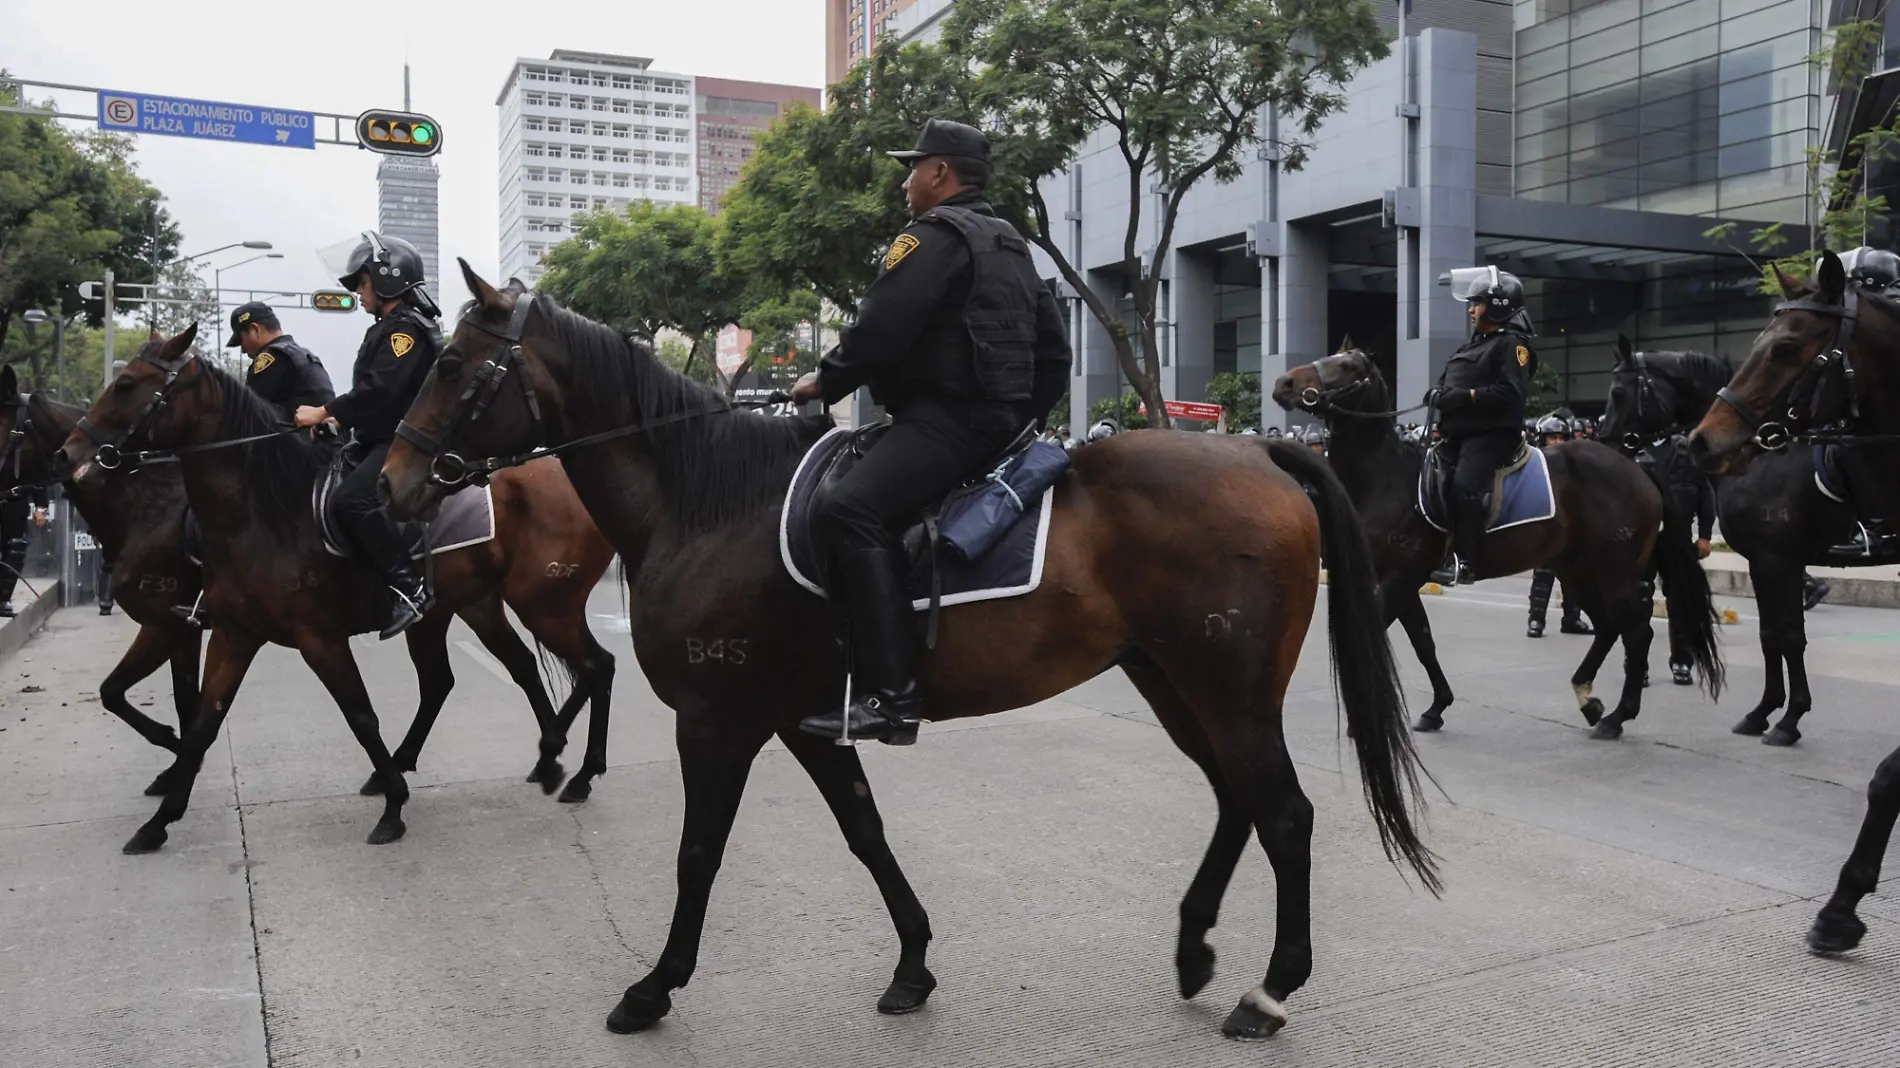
[
  {"x1": 0, "y1": 75, "x2": 181, "y2": 355},
  {"x1": 1203, "y1": 371, "x2": 1263, "y2": 431}
]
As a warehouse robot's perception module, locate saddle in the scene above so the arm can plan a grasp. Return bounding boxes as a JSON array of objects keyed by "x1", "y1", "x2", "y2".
[
  {"x1": 313, "y1": 451, "x2": 496, "y2": 561},
  {"x1": 1417, "y1": 442, "x2": 1556, "y2": 534},
  {"x1": 780, "y1": 422, "x2": 1064, "y2": 645}
]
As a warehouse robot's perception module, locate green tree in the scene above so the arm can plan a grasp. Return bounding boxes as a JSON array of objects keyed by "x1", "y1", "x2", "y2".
[
  {"x1": 1525, "y1": 363, "x2": 1563, "y2": 418},
  {"x1": 1204, "y1": 372, "x2": 1263, "y2": 431},
  {"x1": 732, "y1": 288, "x2": 823, "y2": 393},
  {"x1": 538, "y1": 201, "x2": 742, "y2": 380},
  {"x1": 0, "y1": 76, "x2": 181, "y2": 353},
  {"x1": 1087, "y1": 392, "x2": 1151, "y2": 430},
  {"x1": 655, "y1": 336, "x2": 721, "y2": 388},
  {"x1": 944, "y1": 0, "x2": 1389, "y2": 427}
]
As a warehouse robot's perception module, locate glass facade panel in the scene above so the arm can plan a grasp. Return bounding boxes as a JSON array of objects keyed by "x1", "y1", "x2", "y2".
[
  {"x1": 1722, "y1": 4, "x2": 1806, "y2": 49},
  {"x1": 1643, "y1": 0, "x2": 1718, "y2": 42},
  {"x1": 1642, "y1": 25, "x2": 1717, "y2": 73},
  {"x1": 1571, "y1": 51, "x2": 1639, "y2": 94},
  {"x1": 1573, "y1": 22, "x2": 1639, "y2": 66}
]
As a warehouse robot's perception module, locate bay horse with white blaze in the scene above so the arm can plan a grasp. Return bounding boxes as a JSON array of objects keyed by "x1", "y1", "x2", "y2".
[
  {"x1": 1688, "y1": 249, "x2": 1900, "y2": 955},
  {"x1": 379, "y1": 263, "x2": 1439, "y2": 1044},
  {"x1": 56, "y1": 326, "x2": 617, "y2": 854}
]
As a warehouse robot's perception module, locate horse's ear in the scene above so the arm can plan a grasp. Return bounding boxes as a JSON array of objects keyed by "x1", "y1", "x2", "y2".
[
  {"x1": 1816, "y1": 249, "x2": 1847, "y2": 299},
  {"x1": 1337, "y1": 333, "x2": 1355, "y2": 354},
  {"x1": 460, "y1": 257, "x2": 504, "y2": 309},
  {"x1": 502, "y1": 277, "x2": 529, "y2": 296},
  {"x1": 1614, "y1": 333, "x2": 1632, "y2": 366},
  {"x1": 1773, "y1": 265, "x2": 1802, "y2": 297},
  {"x1": 157, "y1": 322, "x2": 197, "y2": 363}
]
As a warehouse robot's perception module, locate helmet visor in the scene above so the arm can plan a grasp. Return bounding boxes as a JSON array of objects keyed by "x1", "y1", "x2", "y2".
[
  {"x1": 1446, "y1": 266, "x2": 1500, "y2": 303},
  {"x1": 318, "y1": 232, "x2": 383, "y2": 287}
]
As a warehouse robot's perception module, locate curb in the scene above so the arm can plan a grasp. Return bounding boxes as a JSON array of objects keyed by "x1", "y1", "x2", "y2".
[
  {"x1": 0, "y1": 580, "x2": 62, "y2": 666},
  {"x1": 1703, "y1": 565, "x2": 1900, "y2": 611}
]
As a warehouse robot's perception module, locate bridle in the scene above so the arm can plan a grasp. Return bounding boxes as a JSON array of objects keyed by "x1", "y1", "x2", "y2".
[
  {"x1": 80, "y1": 353, "x2": 298, "y2": 472},
  {"x1": 1296, "y1": 355, "x2": 1427, "y2": 420},
  {"x1": 1713, "y1": 289, "x2": 1861, "y2": 452},
  {"x1": 394, "y1": 293, "x2": 748, "y2": 488},
  {"x1": 1609, "y1": 350, "x2": 1671, "y2": 452}
]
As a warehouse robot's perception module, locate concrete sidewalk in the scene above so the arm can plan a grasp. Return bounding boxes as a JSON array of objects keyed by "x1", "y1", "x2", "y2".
[
  {"x1": 0, "y1": 580, "x2": 59, "y2": 666},
  {"x1": 1703, "y1": 550, "x2": 1900, "y2": 609}
]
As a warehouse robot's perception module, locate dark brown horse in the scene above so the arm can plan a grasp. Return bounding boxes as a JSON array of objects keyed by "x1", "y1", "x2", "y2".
[
  {"x1": 1272, "y1": 348, "x2": 1723, "y2": 738},
  {"x1": 2, "y1": 366, "x2": 202, "y2": 792},
  {"x1": 379, "y1": 264, "x2": 1438, "y2": 1045},
  {"x1": 55, "y1": 326, "x2": 618, "y2": 854},
  {"x1": 1688, "y1": 249, "x2": 1900, "y2": 955}
]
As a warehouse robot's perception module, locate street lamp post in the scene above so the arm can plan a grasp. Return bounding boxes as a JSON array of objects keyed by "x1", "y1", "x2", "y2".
[
  {"x1": 20, "y1": 309, "x2": 66, "y2": 403},
  {"x1": 213, "y1": 253, "x2": 285, "y2": 319}
]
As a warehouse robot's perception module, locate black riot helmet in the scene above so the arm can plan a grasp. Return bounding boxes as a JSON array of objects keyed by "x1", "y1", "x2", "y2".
[
  {"x1": 1446, "y1": 265, "x2": 1534, "y2": 336},
  {"x1": 1837, "y1": 246, "x2": 1900, "y2": 295},
  {"x1": 318, "y1": 231, "x2": 440, "y2": 317}
]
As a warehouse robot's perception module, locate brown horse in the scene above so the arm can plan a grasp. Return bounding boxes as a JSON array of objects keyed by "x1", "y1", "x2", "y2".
[
  {"x1": 56, "y1": 326, "x2": 617, "y2": 854},
  {"x1": 1272, "y1": 348, "x2": 1723, "y2": 738},
  {"x1": 378, "y1": 264, "x2": 1438, "y2": 1045},
  {"x1": 1688, "y1": 249, "x2": 1900, "y2": 955}
]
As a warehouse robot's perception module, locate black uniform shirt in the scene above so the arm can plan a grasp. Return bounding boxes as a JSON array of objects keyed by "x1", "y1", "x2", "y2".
[
  {"x1": 245, "y1": 335, "x2": 336, "y2": 423},
  {"x1": 819, "y1": 189, "x2": 1071, "y2": 422},
  {"x1": 1435, "y1": 329, "x2": 1534, "y2": 436},
  {"x1": 327, "y1": 308, "x2": 440, "y2": 445}
]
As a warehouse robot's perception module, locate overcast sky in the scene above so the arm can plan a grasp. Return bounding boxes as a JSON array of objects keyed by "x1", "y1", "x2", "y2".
[{"x1": 7, "y1": 0, "x2": 824, "y2": 386}]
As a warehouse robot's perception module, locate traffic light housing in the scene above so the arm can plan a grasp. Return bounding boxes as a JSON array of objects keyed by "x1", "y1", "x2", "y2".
[
  {"x1": 312, "y1": 289, "x2": 358, "y2": 313},
  {"x1": 354, "y1": 110, "x2": 442, "y2": 157}
]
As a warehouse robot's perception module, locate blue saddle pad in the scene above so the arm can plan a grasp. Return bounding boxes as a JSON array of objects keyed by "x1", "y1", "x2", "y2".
[
  {"x1": 1813, "y1": 443, "x2": 1850, "y2": 503},
  {"x1": 779, "y1": 426, "x2": 1056, "y2": 610},
  {"x1": 1417, "y1": 444, "x2": 1557, "y2": 534},
  {"x1": 313, "y1": 458, "x2": 496, "y2": 560}
]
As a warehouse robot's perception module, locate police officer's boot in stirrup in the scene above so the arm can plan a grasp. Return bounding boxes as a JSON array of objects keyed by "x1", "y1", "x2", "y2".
[
  {"x1": 800, "y1": 548, "x2": 922, "y2": 745},
  {"x1": 380, "y1": 559, "x2": 433, "y2": 640},
  {"x1": 1830, "y1": 519, "x2": 1900, "y2": 562},
  {"x1": 1450, "y1": 498, "x2": 1485, "y2": 587}
]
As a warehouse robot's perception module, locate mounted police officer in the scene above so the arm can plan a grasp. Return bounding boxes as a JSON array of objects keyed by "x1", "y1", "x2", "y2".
[
  {"x1": 0, "y1": 482, "x2": 47, "y2": 619},
  {"x1": 298, "y1": 232, "x2": 443, "y2": 639},
  {"x1": 1425, "y1": 266, "x2": 1536, "y2": 586},
  {"x1": 789, "y1": 118, "x2": 1073, "y2": 744},
  {"x1": 225, "y1": 301, "x2": 335, "y2": 424},
  {"x1": 1635, "y1": 429, "x2": 1717, "y2": 683},
  {"x1": 1828, "y1": 246, "x2": 1899, "y2": 561},
  {"x1": 1525, "y1": 412, "x2": 1591, "y2": 639}
]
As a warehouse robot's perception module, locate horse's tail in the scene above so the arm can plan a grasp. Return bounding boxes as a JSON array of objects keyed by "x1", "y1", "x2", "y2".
[
  {"x1": 1654, "y1": 490, "x2": 1725, "y2": 699},
  {"x1": 1263, "y1": 439, "x2": 1442, "y2": 895}
]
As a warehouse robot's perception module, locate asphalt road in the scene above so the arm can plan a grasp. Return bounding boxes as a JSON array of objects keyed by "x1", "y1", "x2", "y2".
[{"x1": 1, "y1": 575, "x2": 1896, "y2": 1067}]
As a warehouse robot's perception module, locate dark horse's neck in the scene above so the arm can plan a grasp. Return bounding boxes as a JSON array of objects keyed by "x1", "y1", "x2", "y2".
[
  {"x1": 28, "y1": 397, "x2": 184, "y2": 561},
  {"x1": 168, "y1": 368, "x2": 327, "y2": 560},
  {"x1": 1315, "y1": 378, "x2": 1424, "y2": 509}
]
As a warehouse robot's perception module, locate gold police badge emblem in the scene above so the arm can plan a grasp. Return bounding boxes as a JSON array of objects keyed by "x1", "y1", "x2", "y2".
[
  {"x1": 391, "y1": 333, "x2": 416, "y2": 358},
  {"x1": 885, "y1": 233, "x2": 921, "y2": 271},
  {"x1": 1516, "y1": 345, "x2": 1530, "y2": 367},
  {"x1": 251, "y1": 352, "x2": 275, "y2": 375}
]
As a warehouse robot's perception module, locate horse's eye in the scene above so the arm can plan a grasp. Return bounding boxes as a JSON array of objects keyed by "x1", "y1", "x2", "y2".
[{"x1": 439, "y1": 357, "x2": 466, "y2": 381}]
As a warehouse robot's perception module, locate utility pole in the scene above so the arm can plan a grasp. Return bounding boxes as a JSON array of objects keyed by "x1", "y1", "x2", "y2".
[{"x1": 101, "y1": 269, "x2": 115, "y2": 390}]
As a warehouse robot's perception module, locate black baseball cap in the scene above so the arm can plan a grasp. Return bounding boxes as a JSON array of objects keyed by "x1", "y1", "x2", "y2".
[
  {"x1": 887, "y1": 118, "x2": 990, "y2": 164},
  {"x1": 224, "y1": 301, "x2": 279, "y2": 348}
]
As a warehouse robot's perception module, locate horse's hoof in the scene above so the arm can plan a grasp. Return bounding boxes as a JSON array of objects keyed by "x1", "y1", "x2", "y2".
[
  {"x1": 606, "y1": 989, "x2": 672, "y2": 1034},
  {"x1": 122, "y1": 825, "x2": 168, "y2": 855},
  {"x1": 527, "y1": 760, "x2": 567, "y2": 796},
  {"x1": 877, "y1": 969, "x2": 937, "y2": 1014},
  {"x1": 558, "y1": 777, "x2": 593, "y2": 804},
  {"x1": 1732, "y1": 716, "x2": 1770, "y2": 737},
  {"x1": 366, "y1": 818, "x2": 406, "y2": 846},
  {"x1": 359, "y1": 772, "x2": 386, "y2": 796},
  {"x1": 1176, "y1": 941, "x2": 1215, "y2": 999},
  {"x1": 1411, "y1": 714, "x2": 1444, "y2": 733},
  {"x1": 1589, "y1": 718, "x2": 1624, "y2": 741},
  {"x1": 1763, "y1": 725, "x2": 1801, "y2": 748},
  {"x1": 1807, "y1": 911, "x2": 1867, "y2": 956},
  {"x1": 1580, "y1": 697, "x2": 1605, "y2": 727},
  {"x1": 1220, "y1": 987, "x2": 1288, "y2": 1041}
]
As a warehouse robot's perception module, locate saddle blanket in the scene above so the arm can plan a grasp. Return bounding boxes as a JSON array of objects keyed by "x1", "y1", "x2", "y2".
[
  {"x1": 1814, "y1": 443, "x2": 1849, "y2": 504},
  {"x1": 314, "y1": 462, "x2": 496, "y2": 560},
  {"x1": 1418, "y1": 444, "x2": 1557, "y2": 534},
  {"x1": 779, "y1": 426, "x2": 1056, "y2": 610}
]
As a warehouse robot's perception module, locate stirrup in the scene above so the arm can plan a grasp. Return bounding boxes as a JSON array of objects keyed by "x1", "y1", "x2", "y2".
[
  {"x1": 379, "y1": 583, "x2": 432, "y2": 640},
  {"x1": 169, "y1": 591, "x2": 206, "y2": 629}
]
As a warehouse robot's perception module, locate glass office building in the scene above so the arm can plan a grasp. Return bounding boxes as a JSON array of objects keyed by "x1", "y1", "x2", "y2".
[{"x1": 1514, "y1": 0, "x2": 1821, "y2": 224}]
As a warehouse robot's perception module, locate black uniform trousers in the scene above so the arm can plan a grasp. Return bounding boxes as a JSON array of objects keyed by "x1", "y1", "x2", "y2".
[
  {"x1": 0, "y1": 496, "x2": 28, "y2": 603},
  {"x1": 816, "y1": 397, "x2": 1023, "y2": 564},
  {"x1": 1440, "y1": 428, "x2": 1523, "y2": 561},
  {"x1": 333, "y1": 442, "x2": 412, "y2": 579}
]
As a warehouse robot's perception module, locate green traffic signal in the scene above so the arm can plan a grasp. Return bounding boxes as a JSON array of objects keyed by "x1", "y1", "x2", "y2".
[
  {"x1": 412, "y1": 125, "x2": 434, "y2": 145},
  {"x1": 354, "y1": 109, "x2": 443, "y2": 158}
]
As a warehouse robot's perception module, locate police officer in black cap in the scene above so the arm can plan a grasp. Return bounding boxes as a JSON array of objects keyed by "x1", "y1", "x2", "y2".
[
  {"x1": 299, "y1": 232, "x2": 443, "y2": 638},
  {"x1": 1425, "y1": 266, "x2": 1537, "y2": 586},
  {"x1": 789, "y1": 118, "x2": 1073, "y2": 744},
  {"x1": 225, "y1": 301, "x2": 335, "y2": 424}
]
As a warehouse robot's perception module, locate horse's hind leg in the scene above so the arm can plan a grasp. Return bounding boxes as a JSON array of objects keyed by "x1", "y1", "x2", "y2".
[
  {"x1": 1590, "y1": 599, "x2": 1654, "y2": 741},
  {"x1": 1808, "y1": 744, "x2": 1900, "y2": 954},
  {"x1": 1390, "y1": 584, "x2": 1454, "y2": 732},
  {"x1": 459, "y1": 595, "x2": 568, "y2": 793},
  {"x1": 777, "y1": 727, "x2": 935, "y2": 1012},
  {"x1": 1121, "y1": 653, "x2": 1252, "y2": 1000},
  {"x1": 551, "y1": 624, "x2": 613, "y2": 805}
]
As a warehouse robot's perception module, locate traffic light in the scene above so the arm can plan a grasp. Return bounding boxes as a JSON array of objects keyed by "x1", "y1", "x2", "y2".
[
  {"x1": 354, "y1": 110, "x2": 442, "y2": 157},
  {"x1": 313, "y1": 289, "x2": 358, "y2": 313}
]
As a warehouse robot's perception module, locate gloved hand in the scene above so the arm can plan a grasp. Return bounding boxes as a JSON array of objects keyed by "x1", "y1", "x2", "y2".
[
  {"x1": 1422, "y1": 387, "x2": 1443, "y2": 408},
  {"x1": 1438, "y1": 388, "x2": 1473, "y2": 412}
]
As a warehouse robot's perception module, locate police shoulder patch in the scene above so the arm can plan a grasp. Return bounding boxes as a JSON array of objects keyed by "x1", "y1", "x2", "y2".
[
  {"x1": 390, "y1": 333, "x2": 416, "y2": 358},
  {"x1": 884, "y1": 233, "x2": 921, "y2": 271},
  {"x1": 250, "y1": 352, "x2": 275, "y2": 375},
  {"x1": 1516, "y1": 345, "x2": 1530, "y2": 367}
]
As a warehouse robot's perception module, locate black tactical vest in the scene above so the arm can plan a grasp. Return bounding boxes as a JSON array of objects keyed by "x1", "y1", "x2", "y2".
[{"x1": 915, "y1": 205, "x2": 1040, "y2": 404}]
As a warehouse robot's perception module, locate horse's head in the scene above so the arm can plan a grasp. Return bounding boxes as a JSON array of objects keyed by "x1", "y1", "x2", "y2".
[
  {"x1": 57, "y1": 324, "x2": 207, "y2": 484},
  {"x1": 1599, "y1": 334, "x2": 1676, "y2": 449},
  {"x1": 384, "y1": 259, "x2": 547, "y2": 522},
  {"x1": 1689, "y1": 252, "x2": 1854, "y2": 475},
  {"x1": 1270, "y1": 340, "x2": 1385, "y2": 418}
]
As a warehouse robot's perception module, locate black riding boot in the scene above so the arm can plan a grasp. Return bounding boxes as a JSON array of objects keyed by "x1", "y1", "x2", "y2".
[
  {"x1": 1527, "y1": 568, "x2": 1555, "y2": 637},
  {"x1": 379, "y1": 558, "x2": 433, "y2": 640},
  {"x1": 799, "y1": 548, "x2": 922, "y2": 745},
  {"x1": 1830, "y1": 519, "x2": 1899, "y2": 562},
  {"x1": 1449, "y1": 497, "x2": 1485, "y2": 586},
  {"x1": 346, "y1": 510, "x2": 433, "y2": 640},
  {"x1": 1803, "y1": 572, "x2": 1831, "y2": 611},
  {"x1": 96, "y1": 559, "x2": 114, "y2": 616}
]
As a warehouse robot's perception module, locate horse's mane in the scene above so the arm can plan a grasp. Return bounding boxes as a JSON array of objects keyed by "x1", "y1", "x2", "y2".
[
  {"x1": 187, "y1": 357, "x2": 335, "y2": 534},
  {"x1": 1633, "y1": 349, "x2": 1733, "y2": 395},
  {"x1": 537, "y1": 298, "x2": 834, "y2": 533}
]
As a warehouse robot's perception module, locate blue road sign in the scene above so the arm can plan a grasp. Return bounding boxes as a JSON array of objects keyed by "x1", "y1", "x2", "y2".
[{"x1": 97, "y1": 89, "x2": 315, "y2": 149}]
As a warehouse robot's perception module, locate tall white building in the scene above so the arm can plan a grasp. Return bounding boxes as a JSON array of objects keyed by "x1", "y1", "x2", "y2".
[{"x1": 496, "y1": 50, "x2": 698, "y2": 286}]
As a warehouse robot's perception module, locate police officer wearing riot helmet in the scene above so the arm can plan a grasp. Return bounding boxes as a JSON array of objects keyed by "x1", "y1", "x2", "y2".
[
  {"x1": 788, "y1": 119, "x2": 1073, "y2": 744},
  {"x1": 1524, "y1": 413, "x2": 1591, "y2": 639},
  {"x1": 225, "y1": 301, "x2": 335, "y2": 423},
  {"x1": 1424, "y1": 267, "x2": 1536, "y2": 586},
  {"x1": 1825, "y1": 246, "x2": 1900, "y2": 561},
  {"x1": 295, "y1": 233, "x2": 442, "y2": 639}
]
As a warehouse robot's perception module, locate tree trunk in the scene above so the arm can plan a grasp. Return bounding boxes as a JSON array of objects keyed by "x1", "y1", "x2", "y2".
[
  {"x1": 681, "y1": 336, "x2": 702, "y2": 380},
  {"x1": 724, "y1": 352, "x2": 760, "y2": 399}
]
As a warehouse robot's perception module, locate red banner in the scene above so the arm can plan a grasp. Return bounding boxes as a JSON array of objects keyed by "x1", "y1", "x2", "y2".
[{"x1": 1136, "y1": 399, "x2": 1225, "y2": 422}]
